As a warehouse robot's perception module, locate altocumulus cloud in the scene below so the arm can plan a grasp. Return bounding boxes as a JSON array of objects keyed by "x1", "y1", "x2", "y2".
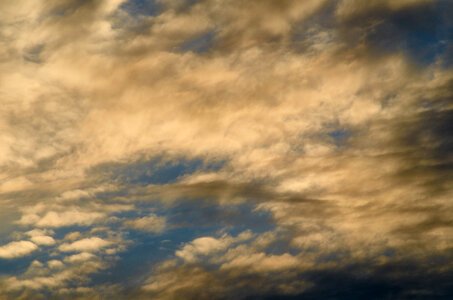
[
  {"x1": 123, "y1": 213, "x2": 166, "y2": 232},
  {"x1": 0, "y1": 241, "x2": 38, "y2": 259},
  {"x1": 0, "y1": 0, "x2": 452, "y2": 299},
  {"x1": 58, "y1": 237, "x2": 112, "y2": 253}
]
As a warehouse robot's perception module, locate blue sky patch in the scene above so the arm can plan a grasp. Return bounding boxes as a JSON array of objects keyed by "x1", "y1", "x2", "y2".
[
  {"x1": 96, "y1": 156, "x2": 225, "y2": 186},
  {"x1": 178, "y1": 31, "x2": 217, "y2": 54},
  {"x1": 119, "y1": 0, "x2": 161, "y2": 17},
  {"x1": 328, "y1": 128, "x2": 354, "y2": 147}
]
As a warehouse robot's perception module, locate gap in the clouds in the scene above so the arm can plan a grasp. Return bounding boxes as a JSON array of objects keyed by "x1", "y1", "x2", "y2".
[
  {"x1": 328, "y1": 128, "x2": 354, "y2": 148},
  {"x1": 371, "y1": 2, "x2": 450, "y2": 67},
  {"x1": 0, "y1": 256, "x2": 35, "y2": 277},
  {"x1": 92, "y1": 156, "x2": 225, "y2": 186},
  {"x1": 178, "y1": 30, "x2": 218, "y2": 54},
  {"x1": 167, "y1": 200, "x2": 275, "y2": 235},
  {"x1": 409, "y1": 0, "x2": 452, "y2": 66},
  {"x1": 0, "y1": 242, "x2": 62, "y2": 277},
  {"x1": 417, "y1": 97, "x2": 451, "y2": 114},
  {"x1": 291, "y1": 0, "x2": 452, "y2": 67},
  {"x1": 50, "y1": 0, "x2": 97, "y2": 17},
  {"x1": 88, "y1": 201, "x2": 276, "y2": 288},
  {"x1": 320, "y1": 121, "x2": 355, "y2": 149},
  {"x1": 379, "y1": 93, "x2": 397, "y2": 109},
  {"x1": 23, "y1": 44, "x2": 45, "y2": 64},
  {"x1": 291, "y1": 1, "x2": 338, "y2": 53},
  {"x1": 340, "y1": 0, "x2": 452, "y2": 68},
  {"x1": 316, "y1": 250, "x2": 350, "y2": 264},
  {"x1": 119, "y1": 0, "x2": 161, "y2": 17},
  {"x1": 53, "y1": 226, "x2": 110, "y2": 240},
  {"x1": 384, "y1": 248, "x2": 396, "y2": 258}
]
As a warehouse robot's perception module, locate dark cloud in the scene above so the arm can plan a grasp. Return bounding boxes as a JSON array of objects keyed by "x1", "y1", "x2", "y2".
[
  {"x1": 259, "y1": 260, "x2": 453, "y2": 300},
  {"x1": 23, "y1": 44, "x2": 45, "y2": 64},
  {"x1": 377, "y1": 106, "x2": 453, "y2": 199},
  {"x1": 128, "y1": 250, "x2": 453, "y2": 300},
  {"x1": 403, "y1": 108, "x2": 453, "y2": 161}
]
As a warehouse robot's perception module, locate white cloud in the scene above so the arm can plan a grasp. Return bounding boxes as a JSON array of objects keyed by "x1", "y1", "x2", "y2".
[
  {"x1": 56, "y1": 189, "x2": 91, "y2": 202},
  {"x1": 30, "y1": 260, "x2": 44, "y2": 268},
  {"x1": 64, "y1": 231, "x2": 82, "y2": 241},
  {"x1": 25, "y1": 229, "x2": 53, "y2": 237},
  {"x1": 123, "y1": 214, "x2": 166, "y2": 232},
  {"x1": 64, "y1": 252, "x2": 96, "y2": 263},
  {"x1": 59, "y1": 237, "x2": 111, "y2": 253},
  {"x1": 30, "y1": 235, "x2": 56, "y2": 246},
  {"x1": 176, "y1": 237, "x2": 230, "y2": 263},
  {"x1": 0, "y1": 241, "x2": 38, "y2": 259},
  {"x1": 55, "y1": 185, "x2": 115, "y2": 203},
  {"x1": 176, "y1": 231, "x2": 253, "y2": 263},
  {"x1": 17, "y1": 210, "x2": 105, "y2": 228},
  {"x1": 4, "y1": 271, "x2": 73, "y2": 291},
  {"x1": 47, "y1": 260, "x2": 64, "y2": 269},
  {"x1": 221, "y1": 253, "x2": 299, "y2": 272}
]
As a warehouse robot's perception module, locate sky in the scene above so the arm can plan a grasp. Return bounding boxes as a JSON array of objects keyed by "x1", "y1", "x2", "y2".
[{"x1": 0, "y1": 0, "x2": 452, "y2": 299}]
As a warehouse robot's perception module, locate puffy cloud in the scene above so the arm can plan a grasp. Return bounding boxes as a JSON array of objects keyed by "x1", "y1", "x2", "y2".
[
  {"x1": 24, "y1": 229, "x2": 56, "y2": 246},
  {"x1": 18, "y1": 210, "x2": 105, "y2": 228},
  {"x1": 24, "y1": 228, "x2": 53, "y2": 237},
  {"x1": 176, "y1": 237, "x2": 228, "y2": 262},
  {"x1": 142, "y1": 230, "x2": 310, "y2": 299},
  {"x1": 0, "y1": 241, "x2": 38, "y2": 259},
  {"x1": 64, "y1": 252, "x2": 96, "y2": 263},
  {"x1": 47, "y1": 260, "x2": 64, "y2": 269},
  {"x1": 220, "y1": 252, "x2": 299, "y2": 273},
  {"x1": 176, "y1": 231, "x2": 253, "y2": 263},
  {"x1": 123, "y1": 214, "x2": 166, "y2": 232},
  {"x1": 58, "y1": 237, "x2": 111, "y2": 253},
  {"x1": 29, "y1": 235, "x2": 55, "y2": 246},
  {"x1": 3, "y1": 259, "x2": 108, "y2": 292},
  {"x1": 64, "y1": 231, "x2": 82, "y2": 241}
]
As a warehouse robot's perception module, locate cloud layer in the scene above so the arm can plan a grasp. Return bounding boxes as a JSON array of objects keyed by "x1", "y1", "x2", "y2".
[{"x1": 0, "y1": 0, "x2": 452, "y2": 299}]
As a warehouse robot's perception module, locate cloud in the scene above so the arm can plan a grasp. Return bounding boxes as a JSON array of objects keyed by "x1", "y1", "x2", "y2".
[
  {"x1": 58, "y1": 237, "x2": 111, "y2": 253},
  {"x1": 24, "y1": 228, "x2": 53, "y2": 237},
  {"x1": 220, "y1": 252, "x2": 299, "y2": 272},
  {"x1": 0, "y1": 177, "x2": 33, "y2": 193},
  {"x1": 0, "y1": 241, "x2": 38, "y2": 259},
  {"x1": 47, "y1": 260, "x2": 64, "y2": 269},
  {"x1": 0, "y1": 0, "x2": 452, "y2": 298},
  {"x1": 176, "y1": 237, "x2": 228, "y2": 262},
  {"x1": 64, "y1": 252, "x2": 96, "y2": 263},
  {"x1": 175, "y1": 231, "x2": 253, "y2": 263},
  {"x1": 29, "y1": 235, "x2": 55, "y2": 246},
  {"x1": 141, "y1": 230, "x2": 310, "y2": 299},
  {"x1": 3, "y1": 258, "x2": 109, "y2": 292},
  {"x1": 18, "y1": 210, "x2": 106, "y2": 228},
  {"x1": 63, "y1": 231, "x2": 82, "y2": 241},
  {"x1": 123, "y1": 214, "x2": 166, "y2": 232}
]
